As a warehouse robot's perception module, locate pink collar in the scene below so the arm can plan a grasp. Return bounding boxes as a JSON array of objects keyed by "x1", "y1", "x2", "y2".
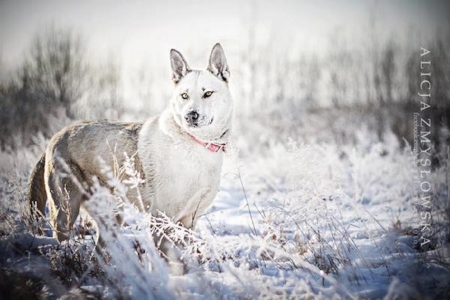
[{"x1": 188, "y1": 133, "x2": 227, "y2": 153}]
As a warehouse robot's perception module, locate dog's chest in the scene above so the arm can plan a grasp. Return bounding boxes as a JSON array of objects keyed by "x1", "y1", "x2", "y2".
[
  {"x1": 140, "y1": 138, "x2": 222, "y2": 218},
  {"x1": 162, "y1": 144, "x2": 220, "y2": 189},
  {"x1": 158, "y1": 147, "x2": 221, "y2": 216}
]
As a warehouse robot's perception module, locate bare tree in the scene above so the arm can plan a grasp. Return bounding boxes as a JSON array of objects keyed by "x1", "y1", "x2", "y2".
[
  {"x1": 74, "y1": 59, "x2": 124, "y2": 120},
  {"x1": 381, "y1": 40, "x2": 396, "y2": 103},
  {"x1": 95, "y1": 60, "x2": 124, "y2": 120},
  {"x1": 327, "y1": 34, "x2": 352, "y2": 109},
  {"x1": 298, "y1": 54, "x2": 321, "y2": 110},
  {"x1": 367, "y1": 1, "x2": 386, "y2": 141},
  {"x1": 134, "y1": 64, "x2": 157, "y2": 116},
  {"x1": 0, "y1": 26, "x2": 90, "y2": 149},
  {"x1": 404, "y1": 49, "x2": 420, "y2": 107},
  {"x1": 20, "y1": 25, "x2": 88, "y2": 119},
  {"x1": 430, "y1": 29, "x2": 450, "y2": 154}
]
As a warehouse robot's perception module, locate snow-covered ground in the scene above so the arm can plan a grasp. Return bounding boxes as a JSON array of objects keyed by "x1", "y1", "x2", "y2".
[{"x1": 0, "y1": 129, "x2": 449, "y2": 299}]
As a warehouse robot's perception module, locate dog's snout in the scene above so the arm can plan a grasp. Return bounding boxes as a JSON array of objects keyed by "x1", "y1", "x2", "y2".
[{"x1": 185, "y1": 111, "x2": 199, "y2": 126}]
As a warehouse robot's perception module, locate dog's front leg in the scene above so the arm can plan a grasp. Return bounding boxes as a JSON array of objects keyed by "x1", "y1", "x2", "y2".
[
  {"x1": 178, "y1": 188, "x2": 216, "y2": 229},
  {"x1": 153, "y1": 229, "x2": 184, "y2": 275}
]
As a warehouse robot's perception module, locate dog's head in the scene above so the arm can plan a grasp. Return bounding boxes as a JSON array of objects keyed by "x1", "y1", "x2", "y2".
[{"x1": 169, "y1": 43, "x2": 233, "y2": 142}]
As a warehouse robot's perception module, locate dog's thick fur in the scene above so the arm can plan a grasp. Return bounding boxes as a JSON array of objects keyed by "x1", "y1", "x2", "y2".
[{"x1": 27, "y1": 44, "x2": 233, "y2": 255}]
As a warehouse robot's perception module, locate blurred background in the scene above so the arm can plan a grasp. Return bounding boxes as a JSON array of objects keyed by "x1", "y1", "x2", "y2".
[
  {"x1": 1, "y1": 3, "x2": 450, "y2": 297},
  {"x1": 0, "y1": 0, "x2": 449, "y2": 156}
]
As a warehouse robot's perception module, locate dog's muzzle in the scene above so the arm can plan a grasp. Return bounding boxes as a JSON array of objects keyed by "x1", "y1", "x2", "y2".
[{"x1": 185, "y1": 111, "x2": 199, "y2": 127}]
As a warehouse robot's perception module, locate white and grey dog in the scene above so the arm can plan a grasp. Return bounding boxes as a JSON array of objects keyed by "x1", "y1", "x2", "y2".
[{"x1": 28, "y1": 43, "x2": 233, "y2": 263}]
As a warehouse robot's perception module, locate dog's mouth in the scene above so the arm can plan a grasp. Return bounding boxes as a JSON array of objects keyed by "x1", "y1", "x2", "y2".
[{"x1": 185, "y1": 116, "x2": 214, "y2": 128}]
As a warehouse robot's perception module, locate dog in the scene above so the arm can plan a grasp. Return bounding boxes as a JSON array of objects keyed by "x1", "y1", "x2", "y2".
[{"x1": 27, "y1": 43, "x2": 233, "y2": 266}]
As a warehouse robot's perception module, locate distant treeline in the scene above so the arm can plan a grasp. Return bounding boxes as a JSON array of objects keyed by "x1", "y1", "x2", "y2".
[{"x1": 0, "y1": 25, "x2": 449, "y2": 153}]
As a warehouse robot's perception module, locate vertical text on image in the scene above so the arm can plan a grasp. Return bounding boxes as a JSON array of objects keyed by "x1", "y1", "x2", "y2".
[{"x1": 415, "y1": 47, "x2": 432, "y2": 247}]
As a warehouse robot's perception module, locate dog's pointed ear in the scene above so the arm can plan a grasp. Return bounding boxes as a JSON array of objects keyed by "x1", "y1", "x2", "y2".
[
  {"x1": 208, "y1": 43, "x2": 230, "y2": 82},
  {"x1": 170, "y1": 49, "x2": 191, "y2": 84}
]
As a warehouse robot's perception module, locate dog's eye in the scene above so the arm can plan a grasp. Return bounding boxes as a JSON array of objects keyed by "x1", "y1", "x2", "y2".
[
  {"x1": 181, "y1": 93, "x2": 189, "y2": 100},
  {"x1": 204, "y1": 91, "x2": 213, "y2": 98}
]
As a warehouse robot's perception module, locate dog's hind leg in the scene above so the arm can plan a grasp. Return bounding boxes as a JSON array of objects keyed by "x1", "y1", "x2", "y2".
[
  {"x1": 46, "y1": 158, "x2": 87, "y2": 243},
  {"x1": 81, "y1": 192, "x2": 123, "y2": 260}
]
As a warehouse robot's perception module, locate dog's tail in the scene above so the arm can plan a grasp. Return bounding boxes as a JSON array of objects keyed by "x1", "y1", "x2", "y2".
[{"x1": 27, "y1": 153, "x2": 47, "y2": 232}]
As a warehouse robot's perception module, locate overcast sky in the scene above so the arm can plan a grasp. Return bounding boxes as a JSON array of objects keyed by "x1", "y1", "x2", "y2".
[{"x1": 1, "y1": 0, "x2": 448, "y2": 72}]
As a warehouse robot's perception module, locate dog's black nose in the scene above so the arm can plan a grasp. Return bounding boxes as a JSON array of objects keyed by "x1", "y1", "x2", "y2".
[{"x1": 185, "y1": 111, "x2": 199, "y2": 126}]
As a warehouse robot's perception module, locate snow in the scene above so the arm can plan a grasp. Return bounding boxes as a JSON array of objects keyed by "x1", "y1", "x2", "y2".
[{"x1": 0, "y1": 129, "x2": 449, "y2": 299}]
